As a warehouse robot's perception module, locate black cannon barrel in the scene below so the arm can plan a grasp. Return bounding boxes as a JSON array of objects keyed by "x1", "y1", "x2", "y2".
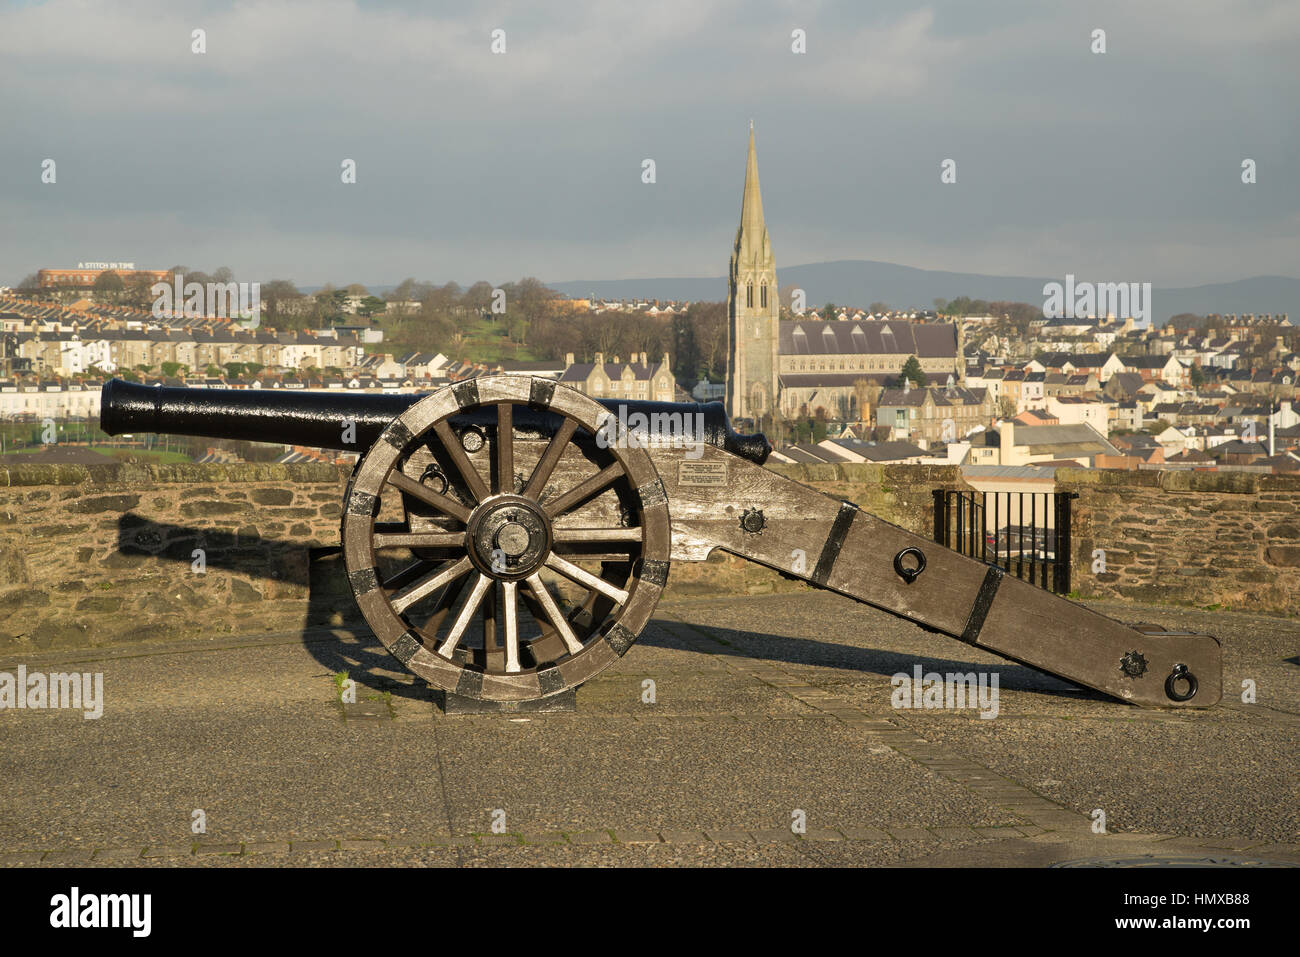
[{"x1": 99, "y1": 379, "x2": 771, "y2": 464}]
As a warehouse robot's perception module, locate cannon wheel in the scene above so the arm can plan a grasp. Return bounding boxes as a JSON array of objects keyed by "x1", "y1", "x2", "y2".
[{"x1": 342, "y1": 375, "x2": 671, "y2": 702}]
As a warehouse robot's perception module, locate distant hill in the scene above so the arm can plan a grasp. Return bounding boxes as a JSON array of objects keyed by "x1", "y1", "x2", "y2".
[{"x1": 548, "y1": 260, "x2": 1299, "y2": 325}]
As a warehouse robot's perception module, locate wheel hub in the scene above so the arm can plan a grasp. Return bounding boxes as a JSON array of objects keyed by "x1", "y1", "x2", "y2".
[{"x1": 465, "y1": 495, "x2": 551, "y2": 580}]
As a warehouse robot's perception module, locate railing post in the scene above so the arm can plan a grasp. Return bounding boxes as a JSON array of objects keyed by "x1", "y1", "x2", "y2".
[
  {"x1": 1054, "y1": 492, "x2": 1078, "y2": 594},
  {"x1": 932, "y1": 488, "x2": 946, "y2": 546}
]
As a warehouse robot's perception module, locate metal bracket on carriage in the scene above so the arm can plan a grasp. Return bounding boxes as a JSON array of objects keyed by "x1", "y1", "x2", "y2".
[{"x1": 100, "y1": 375, "x2": 1222, "y2": 711}]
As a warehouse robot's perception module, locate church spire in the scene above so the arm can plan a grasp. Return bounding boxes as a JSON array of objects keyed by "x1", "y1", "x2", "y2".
[{"x1": 738, "y1": 123, "x2": 767, "y2": 254}]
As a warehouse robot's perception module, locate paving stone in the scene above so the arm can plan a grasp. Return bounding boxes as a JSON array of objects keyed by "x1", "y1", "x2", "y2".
[
  {"x1": 566, "y1": 831, "x2": 614, "y2": 844},
  {"x1": 93, "y1": 847, "x2": 145, "y2": 860},
  {"x1": 427, "y1": 835, "x2": 477, "y2": 846},
  {"x1": 930, "y1": 827, "x2": 982, "y2": 841},
  {"x1": 289, "y1": 840, "x2": 338, "y2": 853},
  {"x1": 705, "y1": 830, "x2": 756, "y2": 843},
  {"x1": 242, "y1": 842, "x2": 290, "y2": 855},
  {"x1": 476, "y1": 833, "x2": 524, "y2": 845},
  {"x1": 839, "y1": 827, "x2": 891, "y2": 842},
  {"x1": 195, "y1": 843, "x2": 242, "y2": 855},
  {"x1": 339, "y1": 840, "x2": 385, "y2": 851},
  {"x1": 750, "y1": 829, "x2": 799, "y2": 842},
  {"x1": 657, "y1": 830, "x2": 708, "y2": 844},
  {"x1": 143, "y1": 845, "x2": 194, "y2": 858},
  {"x1": 887, "y1": 828, "x2": 939, "y2": 841},
  {"x1": 612, "y1": 831, "x2": 662, "y2": 845},
  {"x1": 0, "y1": 852, "x2": 45, "y2": 865},
  {"x1": 520, "y1": 833, "x2": 569, "y2": 846},
  {"x1": 801, "y1": 829, "x2": 845, "y2": 842},
  {"x1": 42, "y1": 849, "x2": 93, "y2": 863},
  {"x1": 1193, "y1": 837, "x2": 1264, "y2": 850},
  {"x1": 973, "y1": 827, "x2": 1022, "y2": 839},
  {"x1": 1254, "y1": 843, "x2": 1300, "y2": 856}
]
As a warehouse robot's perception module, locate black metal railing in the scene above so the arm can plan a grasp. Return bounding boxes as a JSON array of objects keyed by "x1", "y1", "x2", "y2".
[{"x1": 932, "y1": 489, "x2": 1078, "y2": 594}]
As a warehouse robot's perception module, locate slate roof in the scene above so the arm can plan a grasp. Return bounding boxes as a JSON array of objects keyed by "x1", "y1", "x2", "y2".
[{"x1": 779, "y1": 320, "x2": 957, "y2": 357}]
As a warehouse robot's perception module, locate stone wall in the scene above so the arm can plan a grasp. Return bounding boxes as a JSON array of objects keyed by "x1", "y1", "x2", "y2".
[
  {"x1": 4, "y1": 460, "x2": 1295, "y2": 654},
  {"x1": 1056, "y1": 468, "x2": 1300, "y2": 616},
  {"x1": 0, "y1": 462, "x2": 350, "y2": 652}
]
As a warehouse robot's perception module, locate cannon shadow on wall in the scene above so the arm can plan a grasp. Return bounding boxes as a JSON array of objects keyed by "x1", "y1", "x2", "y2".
[
  {"x1": 113, "y1": 512, "x2": 438, "y2": 703},
  {"x1": 114, "y1": 512, "x2": 1101, "y2": 705}
]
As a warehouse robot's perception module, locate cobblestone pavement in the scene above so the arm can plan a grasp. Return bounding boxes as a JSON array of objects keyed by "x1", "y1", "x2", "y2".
[{"x1": 1, "y1": 593, "x2": 1296, "y2": 867}]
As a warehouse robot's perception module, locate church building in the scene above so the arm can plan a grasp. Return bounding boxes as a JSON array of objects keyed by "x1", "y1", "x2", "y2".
[{"x1": 724, "y1": 126, "x2": 963, "y2": 426}]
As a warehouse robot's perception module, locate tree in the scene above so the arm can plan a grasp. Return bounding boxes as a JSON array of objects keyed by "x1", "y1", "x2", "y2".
[
  {"x1": 357, "y1": 295, "x2": 387, "y2": 318},
  {"x1": 897, "y1": 355, "x2": 926, "y2": 389},
  {"x1": 822, "y1": 302, "x2": 837, "y2": 319},
  {"x1": 125, "y1": 273, "x2": 157, "y2": 311},
  {"x1": 686, "y1": 301, "x2": 727, "y2": 381},
  {"x1": 869, "y1": 301, "x2": 890, "y2": 314},
  {"x1": 1189, "y1": 363, "x2": 1206, "y2": 388},
  {"x1": 160, "y1": 361, "x2": 183, "y2": 377},
  {"x1": 94, "y1": 271, "x2": 125, "y2": 297},
  {"x1": 15, "y1": 273, "x2": 40, "y2": 295},
  {"x1": 261, "y1": 280, "x2": 302, "y2": 326}
]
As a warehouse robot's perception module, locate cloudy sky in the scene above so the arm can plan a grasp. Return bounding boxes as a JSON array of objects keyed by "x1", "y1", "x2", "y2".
[{"x1": 1, "y1": 0, "x2": 1297, "y2": 290}]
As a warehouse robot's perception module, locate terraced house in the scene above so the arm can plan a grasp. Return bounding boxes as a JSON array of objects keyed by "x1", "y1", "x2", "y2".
[{"x1": 876, "y1": 385, "x2": 996, "y2": 445}]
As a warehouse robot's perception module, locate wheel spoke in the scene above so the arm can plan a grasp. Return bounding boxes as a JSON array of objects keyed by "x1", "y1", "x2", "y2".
[
  {"x1": 525, "y1": 573, "x2": 584, "y2": 655},
  {"x1": 552, "y1": 527, "x2": 644, "y2": 544},
  {"x1": 383, "y1": 557, "x2": 439, "y2": 591},
  {"x1": 523, "y1": 418, "x2": 578, "y2": 499},
  {"x1": 388, "y1": 469, "x2": 471, "y2": 523},
  {"x1": 496, "y1": 402, "x2": 514, "y2": 494},
  {"x1": 544, "y1": 553, "x2": 630, "y2": 605},
  {"x1": 434, "y1": 419, "x2": 490, "y2": 503},
  {"x1": 543, "y1": 462, "x2": 623, "y2": 518},
  {"x1": 437, "y1": 573, "x2": 492, "y2": 657},
  {"x1": 391, "y1": 555, "x2": 472, "y2": 614},
  {"x1": 374, "y1": 530, "x2": 464, "y2": 549},
  {"x1": 502, "y1": 581, "x2": 521, "y2": 673}
]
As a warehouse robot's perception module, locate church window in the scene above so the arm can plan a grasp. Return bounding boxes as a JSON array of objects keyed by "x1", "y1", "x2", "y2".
[
  {"x1": 746, "y1": 283, "x2": 753, "y2": 308},
  {"x1": 761, "y1": 284, "x2": 767, "y2": 308}
]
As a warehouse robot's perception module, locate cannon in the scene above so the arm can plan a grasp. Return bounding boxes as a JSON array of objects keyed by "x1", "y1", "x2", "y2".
[{"x1": 100, "y1": 376, "x2": 1221, "y2": 710}]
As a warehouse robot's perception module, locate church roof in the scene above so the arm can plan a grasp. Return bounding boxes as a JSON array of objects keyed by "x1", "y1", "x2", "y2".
[{"x1": 780, "y1": 320, "x2": 957, "y2": 357}]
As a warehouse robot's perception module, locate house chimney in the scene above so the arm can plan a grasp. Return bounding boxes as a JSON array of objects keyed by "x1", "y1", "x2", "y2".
[
  {"x1": 999, "y1": 418, "x2": 1014, "y2": 466},
  {"x1": 594, "y1": 352, "x2": 604, "y2": 366},
  {"x1": 565, "y1": 352, "x2": 574, "y2": 366},
  {"x1": 640, "y1": 351, "x2": 647, "y2": 366},
  {"x1": 661, "y1": 351, "x2": 670, "y2": 370}
]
